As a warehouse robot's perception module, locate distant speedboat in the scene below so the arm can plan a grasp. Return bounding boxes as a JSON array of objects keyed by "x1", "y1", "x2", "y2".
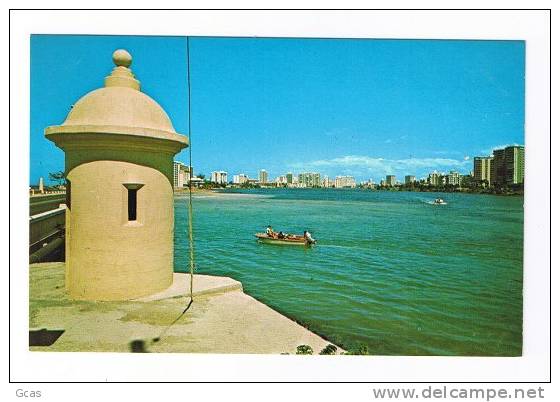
[
  {"x1": 433, "y1": 198, "x2": 447, "y2": 205},
  {"x1": 255, "y1": 233, "x2": 316, "y2": 246}
]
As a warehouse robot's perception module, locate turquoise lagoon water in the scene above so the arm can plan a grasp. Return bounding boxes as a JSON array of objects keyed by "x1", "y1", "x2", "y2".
[{"x1": 174, "y1": 189, "x2": 523, "y2": 356}]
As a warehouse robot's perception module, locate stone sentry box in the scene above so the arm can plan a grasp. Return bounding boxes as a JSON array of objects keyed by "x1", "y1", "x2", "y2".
[{"x1": 45, "y1": 49, "x2": 188, "y2": 300}]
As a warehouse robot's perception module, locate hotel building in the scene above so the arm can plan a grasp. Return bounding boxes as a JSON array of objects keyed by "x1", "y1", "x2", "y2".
[
  {"x1": 259, "y1": 169, "x2": 269, "y2": 184},
  {"x1": 298, "y1": 172, "x2": 321, "y2": 188},
  {"x1": 233, "y1": 174, "x2": 248, "y2": 185},
  {"x1": 473, "y1": 156, "x2": 493, "y2": 183},
  {"x1": 275, "y1": 175, "x2": 287, "y2": 186},
  {"x1": 491, "y1": 145, "x2": 524, "y2": 186},
  {"x1": 286, "y1": 172, "x2": 293, "y2": 184},
  {"x1": 446, "y1": 171, "x2": 461, "y2": 186},
  {"x1": 173, "y1": 161, "x2": 192, "y2": 189},
  {"x1": 428, "y1": 171, "x2": 443, "y2": 186},
  {"x1": 335, "y1": 175, "x2": 356, "y2": 188},
  {"x1": 404, "y1": 175, "x2": 416, "y2": 185},
  {"x1": 211, "y1": 171, "x2": 228, "y2": 185}
]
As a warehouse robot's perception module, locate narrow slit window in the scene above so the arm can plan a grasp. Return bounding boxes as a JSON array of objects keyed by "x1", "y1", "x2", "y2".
[
  {"x1": 123, "y1": 183, "x2": 143, "y2": 222},
  {"x1": 127, "y1": 188, "x2": 138, "y2": 221}
]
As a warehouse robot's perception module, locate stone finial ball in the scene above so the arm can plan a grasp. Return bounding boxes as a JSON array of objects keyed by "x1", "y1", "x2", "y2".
[{"x1": 112, "y1": 49, "x2": 132, "y2": 67}]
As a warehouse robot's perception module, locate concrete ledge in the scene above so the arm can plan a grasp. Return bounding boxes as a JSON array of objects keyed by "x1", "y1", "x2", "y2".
[
  {"x1": 29, "y1": 262, "x2": 343, "y2": 354},
  {"x1": 134, "y1": 273, "x2": 243, "y2": 302}
]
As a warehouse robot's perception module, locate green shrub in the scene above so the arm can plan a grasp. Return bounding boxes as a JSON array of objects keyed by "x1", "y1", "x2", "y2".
[
  {"x1": 343, "y1": 344, "x2": 369, "y2": 355},
  {"x1": 296, "y1": 344, "x2": 313, "y2": 355},
  {"x1": 319, "y1": 344, "x2": 338, "y2": 355}
]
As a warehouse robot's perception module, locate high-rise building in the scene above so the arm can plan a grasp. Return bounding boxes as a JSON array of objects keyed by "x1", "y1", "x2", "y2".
[
  {"x1": 492, "y1": 146, "x2": 524, "y2": 186},
  {"x1": 312, "y1": 173, "x2": 321, "y2": 187},
  {"x1": 491, "y1": 149, "x2": 506, "y2": 186},
  {"x1": 275, "y1": 175, "x2": 287, "y2": 186},
  {"x1": 386, "y1": 175, "x2": 397, "y2": 187},
  {"x1": 291, "y1": 175, "x2": 299, "y2": 185},
  {"x1": 473, "y1": 156, "x2": 493, "y2": 183},
  {"x1": 404, "y1": 175, "x2": 416, "y2": 185},
  {"x1": 428, "y1": 171, "x2": 442, "y2": 186},
  {"x1": 446, "y1": 171, "x2": 461, "y2": 186},
  {"x1": 322, "y1": 175, "x2": 331, "y2": 188},
  {"x1": 173, "y1": 162, "x2": 181, "y2": 188},
  {"x1": 259, "y1": 169, "x2": 268, "y2": 184},
  {"x1": 233, "y1": 173, "x2": 248, "y2": 185},
  {"x1": 173, "y1": 161, "x2": 192, "y2": 188},
  {"x1": 335, "y1": 176, "x2": 356, "y2": 188},
  {"x1": 298, "y1": 172, "x2": 321, "y2": 188},
  {"x1": 286, "y1": 172, "x2": 293, "y2": 184},
  {"x1": 210, "y1": 171, "x2": 228, "y2": 184},
  {"x1": 505, "y1": 145, "x2": 524, "y2": 185}
]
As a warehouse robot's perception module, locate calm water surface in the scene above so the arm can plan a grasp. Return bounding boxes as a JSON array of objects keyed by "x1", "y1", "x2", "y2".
[{"x1": 174, "y1": 189, "x2": 523, "y2": 356}]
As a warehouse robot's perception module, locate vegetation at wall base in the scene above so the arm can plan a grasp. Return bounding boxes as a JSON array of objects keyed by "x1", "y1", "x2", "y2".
[
  {"x1": 319, "y1": 344, "x2": 338, "y2": 355},
  {"x1": 296, "y1": 344, "x2": 313, "y2": 355}
]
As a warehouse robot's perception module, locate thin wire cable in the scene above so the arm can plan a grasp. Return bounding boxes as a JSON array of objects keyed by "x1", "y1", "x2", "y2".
[
  {"x1": 142, "y1": 39, "x2": 196, "y2": 349},
  {"x1": 186, "y1": 36, "x2": 195, "y2": 301}
]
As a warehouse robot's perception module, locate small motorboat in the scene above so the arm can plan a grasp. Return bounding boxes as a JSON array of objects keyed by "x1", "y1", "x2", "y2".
[
  {"x1": 255, "y1": 232, "x2": 316, "y2": 246},
  {"x1": 432, "y1": 198, "x2": 447, "y2": 205}
]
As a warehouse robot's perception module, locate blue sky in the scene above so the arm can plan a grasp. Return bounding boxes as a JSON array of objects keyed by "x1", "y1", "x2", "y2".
[{"x1": 31, "y1": 35, "x2": 524, "y2": 184}]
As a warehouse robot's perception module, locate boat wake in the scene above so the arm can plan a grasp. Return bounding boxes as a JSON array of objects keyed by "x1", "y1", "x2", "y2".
[
  {"x1": 419, "y1": 198, "x2": 447, "y2": 205},
  {"x1": 318, "y1": 244, "x2": 371, "y2": 252}
]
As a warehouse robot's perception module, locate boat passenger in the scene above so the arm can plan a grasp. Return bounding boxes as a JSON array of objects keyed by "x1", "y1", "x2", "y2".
[
  {"x1": 266, "y1": 225, "x2": 274, "y2": 237},
  {"x1": 278, "y1": 231, "x2": 286, "y2": 239},
  {"x1": 304, "y1": 230, "x2": 315, "y2": 244}
]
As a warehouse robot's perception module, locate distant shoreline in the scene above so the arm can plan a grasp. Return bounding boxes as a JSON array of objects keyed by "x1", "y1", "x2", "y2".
[
  {"x1": 186, "y1": 186, "x2": 524, "y2": 197},
  {"x1": 173, "y1": 188, "x2": 271, "y2": 198},
  {"x1": 173, "y1": 188, "x2": 222, "y2": 197}
]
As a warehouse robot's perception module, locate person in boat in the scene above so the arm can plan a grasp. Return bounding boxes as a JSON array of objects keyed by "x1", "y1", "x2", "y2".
[
  {"x1": 277, "y1": 231, "x2": 286, "y2": 239},
  {"x1": 266, "y1": 225, "x2": 274, "y2": 237},
  {"x1": 303, "y1": 230, "x2": 315, "y2": 244}
]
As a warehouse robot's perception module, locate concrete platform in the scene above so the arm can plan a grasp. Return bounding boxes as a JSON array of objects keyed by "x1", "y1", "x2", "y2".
[
  {"x1": 133, "y1": 273, "x2": 242, "y2": 302},
  {"x1": 29, "y1": 263, "x2": 342, "y2": 354}
]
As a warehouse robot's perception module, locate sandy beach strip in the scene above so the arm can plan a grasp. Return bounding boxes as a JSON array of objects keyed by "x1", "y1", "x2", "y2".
[{"x1": 174, "y1": 188, "x2": 272, "y2": 199}]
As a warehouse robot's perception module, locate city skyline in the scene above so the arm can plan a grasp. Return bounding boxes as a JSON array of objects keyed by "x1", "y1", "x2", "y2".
[
  {"x1": 184, "y1": 142, "x2": 523, "y2": 186},
  {"x1": 31, "y1": 35, "x2": 524, "y2": 184}
]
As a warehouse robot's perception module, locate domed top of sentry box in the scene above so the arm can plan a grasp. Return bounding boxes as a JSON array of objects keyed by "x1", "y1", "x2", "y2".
[{"x1": 45, "y1": 49, "x2": 188, "y2": 151}]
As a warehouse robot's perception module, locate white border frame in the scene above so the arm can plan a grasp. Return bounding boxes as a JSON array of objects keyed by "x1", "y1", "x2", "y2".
[{"x1": 8, "y1": 9, "x2": 551, "y2": 382}]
